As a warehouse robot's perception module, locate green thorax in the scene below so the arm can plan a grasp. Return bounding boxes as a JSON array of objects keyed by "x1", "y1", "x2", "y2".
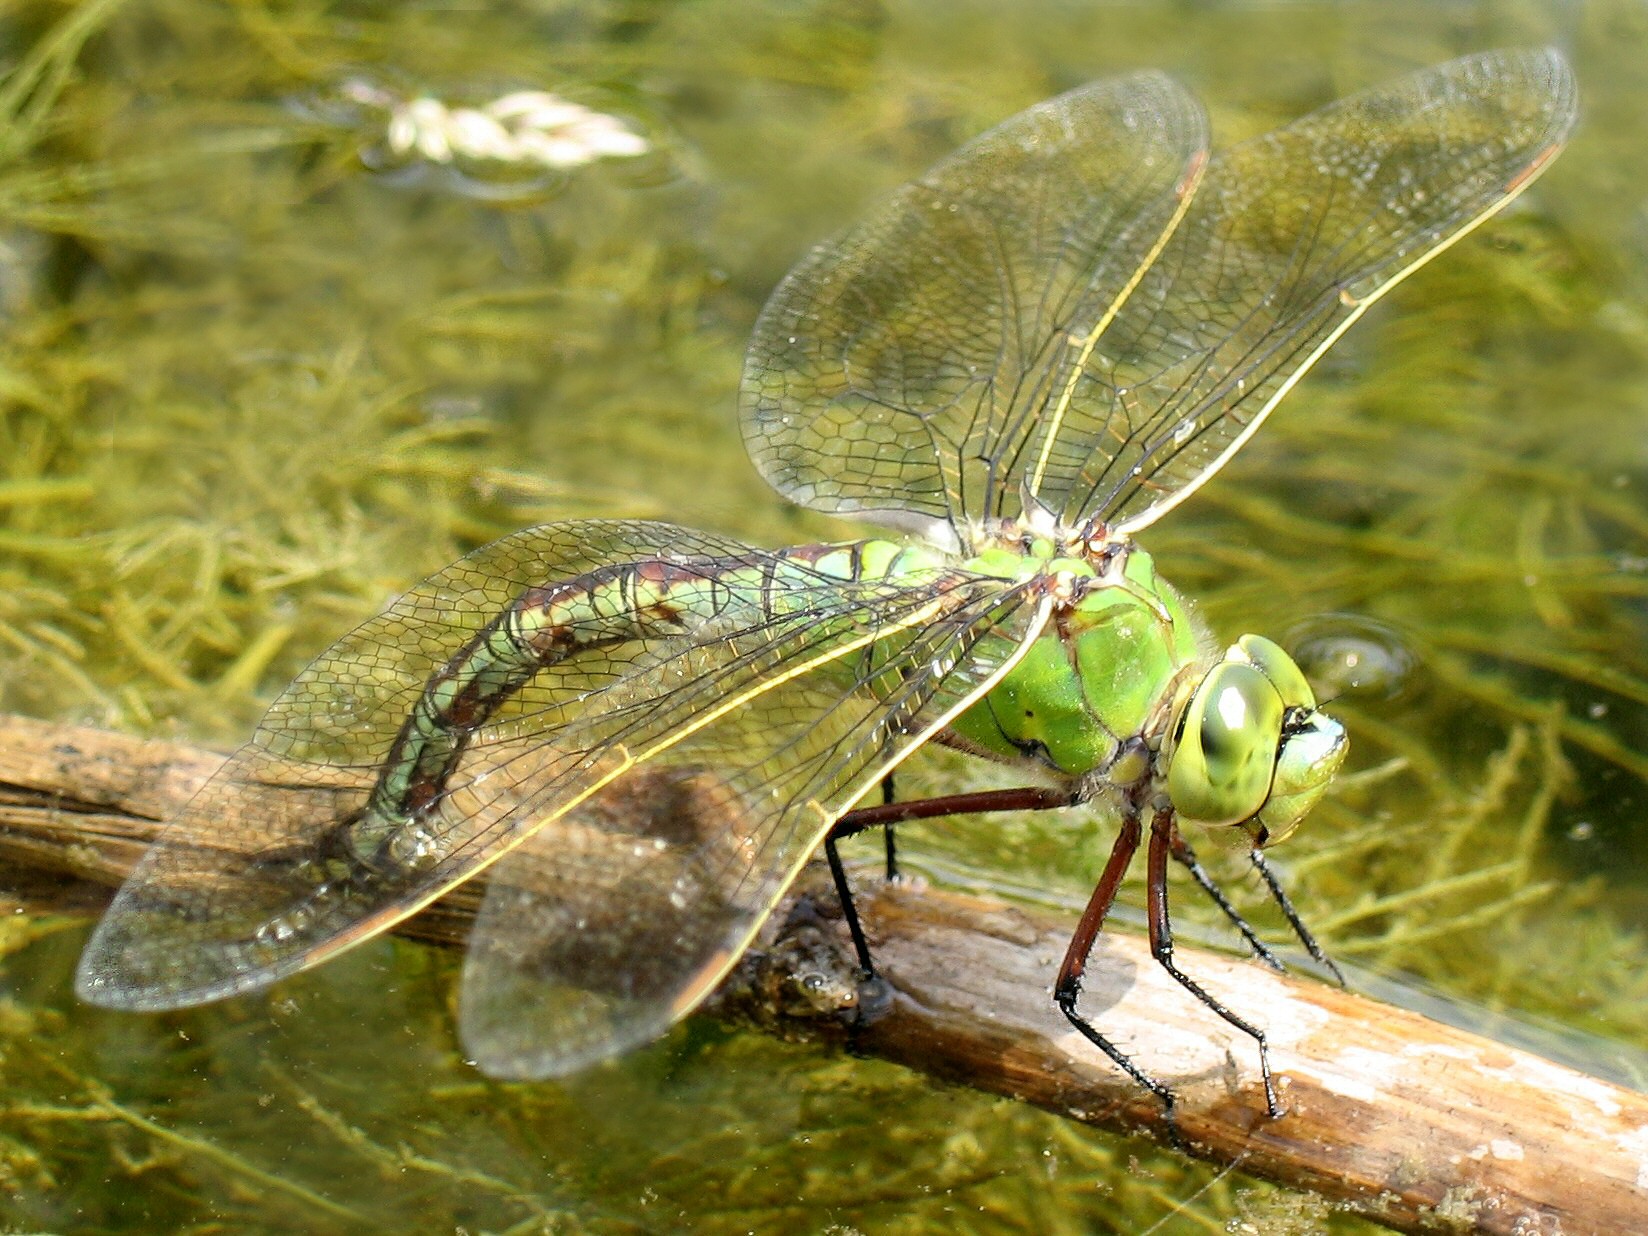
[
  {"x1": 794, "y1": 533, "x2": 1338, "y2": 843},
  {"x1": 799, "y1": 532, "x2": 1203, "y2": 778},
  {"x1": 941, "y1": 537, "x2": 1203, "y2": 777},
  {"x1": 793, "y1": 530, "x2": 1343, "y2": 843}
]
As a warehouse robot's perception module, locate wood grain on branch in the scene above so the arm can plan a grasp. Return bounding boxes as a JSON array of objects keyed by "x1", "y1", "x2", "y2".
[{"x1": 0, "y1": 712, "x2": 1642, "y2": 1235}]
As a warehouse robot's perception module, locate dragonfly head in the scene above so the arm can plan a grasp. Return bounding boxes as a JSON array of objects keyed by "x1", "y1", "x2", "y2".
[{"x1": 1165, "y1": 634, "x2": 1347, "y2": 846}]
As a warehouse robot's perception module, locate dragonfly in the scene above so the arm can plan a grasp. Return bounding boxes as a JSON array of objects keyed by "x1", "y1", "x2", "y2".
[{"x1": 77, "y1": 48, "x2": 1576, "y2": 1125}]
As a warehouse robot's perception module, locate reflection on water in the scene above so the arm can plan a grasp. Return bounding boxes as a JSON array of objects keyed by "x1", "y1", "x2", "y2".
[
  {"x1": 1, "y1": 0, "x2": 1644, "y2": 1232},
  {"x1": 1285, "y1": 613, "x2": 1418, "y2": 703}
]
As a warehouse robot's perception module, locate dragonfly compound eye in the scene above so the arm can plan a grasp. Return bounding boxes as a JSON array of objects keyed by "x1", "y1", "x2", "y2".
[
  {"x1": 1249, "y1": 709, "x2": 1349, "y2": 846},
  {"x1": 1233, "y1": 633, "x2": 1317, "y2": 710},
  {"x1": 1168, "y1": 662, "x2": 1282, "y2": 827}
]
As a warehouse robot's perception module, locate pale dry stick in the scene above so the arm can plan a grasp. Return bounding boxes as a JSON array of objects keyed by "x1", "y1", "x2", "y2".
[{"x1": 0, "y1": 712, "x2": 1644, "y2": 1235}]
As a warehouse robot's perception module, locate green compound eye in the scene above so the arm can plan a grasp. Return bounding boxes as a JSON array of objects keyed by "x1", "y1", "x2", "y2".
[
  {"x1": 1234, "y1": 633, "x2": 1316, "y2": 709},
  {"x1": 1169, "y1": 662, "x2": 1284, "y2": 827},
  {"x1": 1253, "y1": 711, "x2": 1348, "y2": 845}
]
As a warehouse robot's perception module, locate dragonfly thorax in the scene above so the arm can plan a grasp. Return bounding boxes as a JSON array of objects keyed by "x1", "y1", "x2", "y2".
[
  {"x1": 947, "y1": 537, "x2": 1203, "y2": 777},
  {"x1": 962, "y1": 513, "x2": 1118, "y2": 569},
  {"x1": 947, "y1": 535, "x2": 1346, "y2": 845}
]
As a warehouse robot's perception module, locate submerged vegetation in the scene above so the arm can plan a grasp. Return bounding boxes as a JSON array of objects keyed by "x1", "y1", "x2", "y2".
[{"x1": 1, "y1": 0, "x2": 1645, "y2": 1231}]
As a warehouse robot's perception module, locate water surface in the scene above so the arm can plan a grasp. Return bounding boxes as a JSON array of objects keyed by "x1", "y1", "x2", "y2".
[{"x1": 1, "y1": 1, "x2": 1644, "y2": 1232}]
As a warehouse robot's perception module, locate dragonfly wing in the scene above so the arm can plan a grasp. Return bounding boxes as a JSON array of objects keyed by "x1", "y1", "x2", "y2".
[
  {"x1": 75, "y1": 520, "x2": 758, "y2": 1008},
  {"x1": 1047, "y1": 48, "x2": 1578, "y2": 532},
  {"x1": 741, "y1": 51, "x2": 1575, "y2": 544},
  {"x1": 742, "y1": 71, "x2": 1209, "y2": 544},
  {"x1": 76, "y1": 519, "x2": 1047, "y2": 1024},
  {"x1": 457, "y1": 771, "x2": 773, "y2": 1078},
  {"x1": 457, "y1": 577, "x2": 1052, "y2": 1078}
]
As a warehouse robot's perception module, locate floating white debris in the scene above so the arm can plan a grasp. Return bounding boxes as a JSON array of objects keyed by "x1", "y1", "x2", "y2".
[
  {"x1": 383, "y1": 89, "x2": 648, "y2": 170},
  {"x1": 335, "y1": 79, "x2": 649, "y2": 173}
]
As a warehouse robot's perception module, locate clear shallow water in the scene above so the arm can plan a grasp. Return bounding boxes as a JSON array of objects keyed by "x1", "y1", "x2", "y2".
[{"x1": 1, "y1": 1, "x2": 1645, "y2": 1231}]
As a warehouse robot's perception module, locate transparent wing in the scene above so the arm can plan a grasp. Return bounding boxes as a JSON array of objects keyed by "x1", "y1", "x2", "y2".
[
  {"x1": 459, "y1": 580, "x2": 1049, "y2": 1078},
  {"x1": 76, "y1": 519, "x2": 1047, "y2": 1025},
  {"x1": 741, "y1": 49, "x2": 1576, "y2": 544},
  {"x1": 1070, "y1": 48, "x2": 1577, "y2": 533},
  {"x1": 741, "y1": 71, "x2": 1209, "y2": 544}
]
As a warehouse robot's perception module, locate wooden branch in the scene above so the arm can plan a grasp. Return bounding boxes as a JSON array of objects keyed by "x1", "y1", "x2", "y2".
[{"x1": 1, "y1": 713, "x2": 1643, "y2": 1234}]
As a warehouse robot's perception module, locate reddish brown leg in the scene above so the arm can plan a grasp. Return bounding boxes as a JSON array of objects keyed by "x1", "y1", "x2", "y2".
[
  {"x1": 828, "y1": 787, "x2": 1292, "y2": 1132},
  {"x1": 830, "y1": 785, "x2": 1077, "y2": 837},
  {"x1": 1051, "y1": 811, "x2": 1183, "y2": 1128},
  {"x1": 1147, "y1": 810, "x2": 1279, "y2": 1117},
  {"x1": 824, "y1": 785, "x2": 1078, "y2": 977}
]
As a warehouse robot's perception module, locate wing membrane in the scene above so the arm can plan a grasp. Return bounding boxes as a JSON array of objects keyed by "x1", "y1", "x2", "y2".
[
  {"x1": 459, "y1": 580, "x2": 1050, "y2": 1077},
  {"x1": 740, "y1": 50, "x2": 1576, "y2": 543},
  {"x1": 1075, "y1": 48, "x2": 1577, "y2": 532},
  {"x1": 742, "y1": 71, "x2": 1209, "y2": 542},
  {"x1": 76, "y1": 519, "x2": 1045, "y2": 1020}
]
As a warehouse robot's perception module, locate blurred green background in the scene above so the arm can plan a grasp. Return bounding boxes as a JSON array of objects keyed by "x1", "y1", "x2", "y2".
[{"x1": 2, "y1": 1, "x2": 1645, "y2": 1232}]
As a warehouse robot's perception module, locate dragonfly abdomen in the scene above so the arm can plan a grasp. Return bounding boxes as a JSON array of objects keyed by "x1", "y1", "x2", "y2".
[
  {"x1": 352, "y1": 558, "x2": 740, "y2": 860},
  {"x1": 352, "y1": 540, "x2": 949, "y2": 869},
  {"x1": 775, "y1": 538, "x2": 949, "y2": 586}
]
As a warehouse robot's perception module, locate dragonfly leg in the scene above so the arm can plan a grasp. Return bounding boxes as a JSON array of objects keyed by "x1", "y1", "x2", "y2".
[
  {"x1": 1250, "y1": 848, "x2": 1345, "y2": 986},
  {"x1": 880, "y1": 775, "x2": 898, "y2": 882},
  {"x1": 1166, "y1": 831, "x2": 1285, "y2": 972},
  {"x1": 831, "y1": 784, "x2": 1078, "y2": 839},
  {"x1": 823, "y1": 827, "x2": 876, "y2": 975},
  {"x1": 1053, "y1": 811, "x2": 1185, "y2": 1140},
  {"x1": 825, "y1": 784, "x2": 1079, "y2": 978},
  {"x1": 830, "y1": 784, "x2": 1208, "y2": 1138},
  {"x1": 1148, "y1": 811, "x2": 1280, "y2": 1118}
]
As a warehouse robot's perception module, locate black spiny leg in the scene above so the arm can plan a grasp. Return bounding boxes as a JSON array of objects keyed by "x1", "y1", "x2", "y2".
[
  {"x1": 1147, "y1": 811, "x2": 1279, "y2": 1117},
  {"x1": 826, "y1": 785, "x2": 1297, "y2": 1133},
  {"x1": 880, "y1": 774, "x2": 898, "y2": 881},
  {"x1": 823, "y1": 826, "x2": 876, "y2": 975},
  {"x1": 826, "y1": 784, "x2": 1078, "y2": 979},
  {"x1": 1167, "y1": 830, "x2": 1285, "y2": 972},
  {"x1": 1251, "y1": 848, "x2": 1345, "y2": 985}
]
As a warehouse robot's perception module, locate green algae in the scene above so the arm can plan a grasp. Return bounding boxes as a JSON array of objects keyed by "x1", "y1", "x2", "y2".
[{"x1": 1, "y1": 0, "x2": 1645, "y2": 1231}]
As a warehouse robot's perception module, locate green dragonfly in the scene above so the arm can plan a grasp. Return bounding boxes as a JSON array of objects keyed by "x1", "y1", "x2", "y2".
[{"x1": 77, "y1": 49, "x2": 1575, "y2": 1123}]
